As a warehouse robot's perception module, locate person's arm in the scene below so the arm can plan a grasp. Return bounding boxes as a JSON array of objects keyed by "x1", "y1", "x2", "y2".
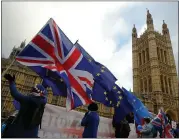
[
  {"x1": 140, "y1": 125, "x2": 152, "y2": 134},
  {"x1": 9, "y1": 82, "x2": 30, "y2": 102},
  {"x1": 4, "y1": 74, "x2": 30, "y2": 102},
  {"x1": 81, "y1": 112, "x2": 90, "y2": 127}
]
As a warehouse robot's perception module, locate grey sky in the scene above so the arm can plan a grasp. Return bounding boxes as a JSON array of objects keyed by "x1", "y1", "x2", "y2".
[{"x1": 2, "y1": 2, "x2": 178, "y2": 90}]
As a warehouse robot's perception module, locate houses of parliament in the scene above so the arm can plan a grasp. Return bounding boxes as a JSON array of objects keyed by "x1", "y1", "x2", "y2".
[
  {"x1": 132, "y1": 10, "x2": 179, "y2": 122},
  {"x1": 1, "y1": 10, "x2": 179, "y2": 122}
]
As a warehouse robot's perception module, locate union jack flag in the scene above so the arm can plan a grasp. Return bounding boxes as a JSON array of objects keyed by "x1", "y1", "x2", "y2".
[
  {"x1": 16, "y1": 18, "x2": 94, "y2": 110},
  {"x1": 152, "y1": 110, "x2": 174, "y2": 138}
]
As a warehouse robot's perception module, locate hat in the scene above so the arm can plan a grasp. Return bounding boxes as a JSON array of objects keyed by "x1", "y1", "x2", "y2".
[
  {"x1": 143, "y1": 117, "x2": 151, "y2": 123},
  {"x1": 88, "y1": 103, "x2": 98, "y2": 111},
  {"x1": 137, "y1": 125, "x2": 143, "y2": 131},
  {"x1": 32, "y1": 84, "x2": 47, "y2": 96}
]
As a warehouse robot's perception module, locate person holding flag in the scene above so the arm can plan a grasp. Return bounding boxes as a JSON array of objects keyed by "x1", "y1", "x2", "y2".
[
  {"x1": 152, "y1": 108, "x2": 174, "y2": 138},
  {"x1": 139, "y1": 117, "x2": 154, "y2": 138},
  {"x1": 3, "y1": 74, "x2": 47, "y2": 138}
]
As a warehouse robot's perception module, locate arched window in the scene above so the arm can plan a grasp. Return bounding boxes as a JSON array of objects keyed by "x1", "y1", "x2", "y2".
[
  {"x1": 140, "y1": 79, "x2": 143, "y2": 92},
  {"x1": 148, "y1": 76, "x2": 152, "y2": 92},
  {"x1": 146, "y1": 48, "x2": 149, "y2": 61},
  {"x1": 168, "y1": 78, "x2": 172, "y2": 94},
  {"x1": 157, "y1": 47, "x2": 160, "y2": 60},
  {"x1": 139, "y1": 53, "x2": 142, "y2": 65},
  {"x1": 164, "y1": 76, "x2": 168, "y2": 93},
  {"x1": 144, "y1": 78, "x2": 147, "y2": 92},
  {"x1": 161, "y1": 49, "x2": 164, "y2": 62},
  {"x1": 164, "y1": 51, "x2": 167, "y2": 64},
  {"x1": 160, "y1": 75, "x2": 164, "y2": 92},
  {"x1": 142, "y1": 51, "x2": 145, "y2": 64}
]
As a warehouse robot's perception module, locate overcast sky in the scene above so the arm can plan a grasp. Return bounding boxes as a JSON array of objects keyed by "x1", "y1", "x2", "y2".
[{"x1": 2, "y1": 2, "x2": 178, "y2": 91}]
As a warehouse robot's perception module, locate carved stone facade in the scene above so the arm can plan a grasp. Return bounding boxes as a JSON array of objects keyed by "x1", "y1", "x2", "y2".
[
  {"x1": 1, "y1": 42, "x2": 114, "y2": 119},
  {"x1": 132, "y1": 10, "x2": 179, "y2": 122}
]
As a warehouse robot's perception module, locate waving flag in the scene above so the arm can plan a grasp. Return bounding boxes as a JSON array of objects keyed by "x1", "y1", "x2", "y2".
[
  {"x1": 152, "y1": 110, "x2": 174, "y2": 138},
  {"x1": 16, "y1": 18, "x2": 94, "y2": 110},
  {"x1": 92, "y1": 83, "x2": 133, "y2": 122},
  {"x1": 122, "y1": 87, "x2": 152, "y2": 125},
  {"x1": 75, "y1": 42, "x2": 117, "y2": 91},
  {"x1": 42, "y1": 69, "x2": 67, "y2": 97}
]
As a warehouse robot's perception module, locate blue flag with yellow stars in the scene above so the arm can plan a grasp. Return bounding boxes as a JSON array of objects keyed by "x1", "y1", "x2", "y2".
[
  {"x1": 74, "y1": 42, "x2": 117, "y2": 91},
  {"x1": 122, "y1": 87, "x2": 152, "y2": 124},
  {"x1": 92, "y1": 83, "x2": 133, "y2": 121}
]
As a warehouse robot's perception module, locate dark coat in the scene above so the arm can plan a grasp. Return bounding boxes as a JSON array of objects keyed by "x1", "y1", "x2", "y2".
[
  {"x1": 81, "y1": 111, "x2": 100, "y2": 138},
  {"x1": 3, "y1": 82, "x2": 47, "y2": 138},
  {"x1": 112, "y1": 116, "x2": 130, "y2": 138}
]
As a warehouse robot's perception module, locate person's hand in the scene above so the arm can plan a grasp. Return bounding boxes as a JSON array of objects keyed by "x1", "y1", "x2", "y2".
[{"x1": 4, "y1": 74, "x2": 15, "y2": 83}]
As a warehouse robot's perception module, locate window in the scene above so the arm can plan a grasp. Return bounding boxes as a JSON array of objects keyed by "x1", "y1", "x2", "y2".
[
  {"x1": 104, "y1": 106, "x2": 110, "y2": 113},
  {"x1": 160, "y1": 49, "x2": 164, "y2": 62},
  {"x1": 140, "y1": 79, "x2": 143, "y2": 92},
  {"x1": 146, "y1": 48, "x2": 149, "y2": 61},
  {"x1": 142, "y1": 51, "x2": 145, "y2": 64},
  {"x1": 157, "y1": 47, "x2": 160, "y2": 60},
  {"x1": 164, "y1": 51, "x2": 167, "y2": 64},
  {"x1": 52, "y1": 96, "x2": 58, "y2": 105},
  {"x1": 154, "y1": 105, "x2": 158, "y2": 114},
  {"x1": 139, "y1": 53, "x2": 142, "y2": 65},
  {"x1": 164, "y1": 76, "x2": 168, "y2": 93},
  {"x1": 160, "y1": 75, "x2": 164, "y2": 92},
  {"x1": 144, "y1": 78, "x2": 147, "y2": 92},
  {"x1": 168, "y1": 78, "x2": 172, "y2": 94},
  {"x1": 148, "y1": 76, "x2": 152, "y2": 92}
]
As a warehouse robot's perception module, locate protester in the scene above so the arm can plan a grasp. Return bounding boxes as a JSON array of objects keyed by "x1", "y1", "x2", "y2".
[
  {"x1": 81, "y1": 102, "x2": 100, "y2": 138},
  {"x1": 173, "y1": 123, "x2": 179, "y2": 138},
  {"x1": 140, "y1": 117, "x2": 153, "y2": 138},
  {"x1": 112, "y1": 116, "x2": 131, "y2": 138},
  {"x1": 126, "y1": 112, "x2": 134, "y2": 123},
  {"x1": 3, "y1": 74, "x2": 47, "y2": 138}
]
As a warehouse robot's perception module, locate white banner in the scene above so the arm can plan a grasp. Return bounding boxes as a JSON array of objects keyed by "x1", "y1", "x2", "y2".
[{"x1": 38, "y1": 104, "x2": 137, "y2": 138}]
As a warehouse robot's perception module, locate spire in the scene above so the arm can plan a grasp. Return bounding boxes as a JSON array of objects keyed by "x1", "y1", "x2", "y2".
[
  {"x1": 132, "y1": 24, "x2": 136, "y2": 32},
  {"x1": 20, "y1": 39, "x2": 26, "y2": 48},
  {"x1": 146, "y1": 9, "x2": 154, "y2": 30},
  {"x1": 132, "y1": 24, "x2": 137, "y2": 38},
  {"x1": 162, "y1": 20, "x2": 167, "y2": 29},
  {"x1": 162, "y1": 20, "x2": 169, "y2": 35}
]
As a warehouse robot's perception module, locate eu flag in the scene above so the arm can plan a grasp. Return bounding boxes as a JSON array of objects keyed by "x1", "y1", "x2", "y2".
[
  {"x1": 92, "y1": 83, "x2": 133, "y2": 121},
  {"x1": 75, "y1": 42, "x2": 117, "y2": 91},
  {"x1": 122, "y1": 87, "x2": 152, "y2": 124}
]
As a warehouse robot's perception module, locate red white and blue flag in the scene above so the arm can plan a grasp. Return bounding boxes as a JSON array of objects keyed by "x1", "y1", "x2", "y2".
[
  {"x1": 152, "y1": 110, "x2": 174, "y2": 138},
  {"x1": 16, "y1": 18, "x2": 94, "y2": 110}
]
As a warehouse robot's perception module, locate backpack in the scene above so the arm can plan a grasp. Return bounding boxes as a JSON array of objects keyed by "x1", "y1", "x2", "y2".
[
  {"x1": 120, "y1": 120, "x2": 131, "y2": 133},
  {"x1": 152, "y1": 125, "x2": 158, "y2": 138}
]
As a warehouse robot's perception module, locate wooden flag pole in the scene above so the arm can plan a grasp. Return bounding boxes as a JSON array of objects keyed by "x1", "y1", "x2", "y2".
[
  {"x1": 1, "y1": 58, "x2": 16, "y2": 77},
  {"x1": 1, "y1": 40, "x2": 26, "y2": 78}
]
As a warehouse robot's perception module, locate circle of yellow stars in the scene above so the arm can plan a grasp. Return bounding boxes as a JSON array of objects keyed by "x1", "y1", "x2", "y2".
[{"x1": 103, "y1": 85, "x2": 123, "y2": 108}]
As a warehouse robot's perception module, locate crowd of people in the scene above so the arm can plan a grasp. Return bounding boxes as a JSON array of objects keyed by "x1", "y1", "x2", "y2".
[{"x1": 1, "y1": 74, "x2": 179, "y2": 138}]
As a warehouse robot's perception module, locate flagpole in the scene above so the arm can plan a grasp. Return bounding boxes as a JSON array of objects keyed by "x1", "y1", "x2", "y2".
[
  {"x1": 1, "y1": 40, "x2": 26, "y2": 78},
  {"x1": 74, "y1": 39, "x2": 79, "y2": 45}
]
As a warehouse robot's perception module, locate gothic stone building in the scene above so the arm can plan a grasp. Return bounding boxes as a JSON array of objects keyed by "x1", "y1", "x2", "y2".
[
  {"x1": 132, "y1": 10, "x2": 179, "y2": 122},
  {"x1": 1, "y1": 41, "x2": 114, "y2": 119}
]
